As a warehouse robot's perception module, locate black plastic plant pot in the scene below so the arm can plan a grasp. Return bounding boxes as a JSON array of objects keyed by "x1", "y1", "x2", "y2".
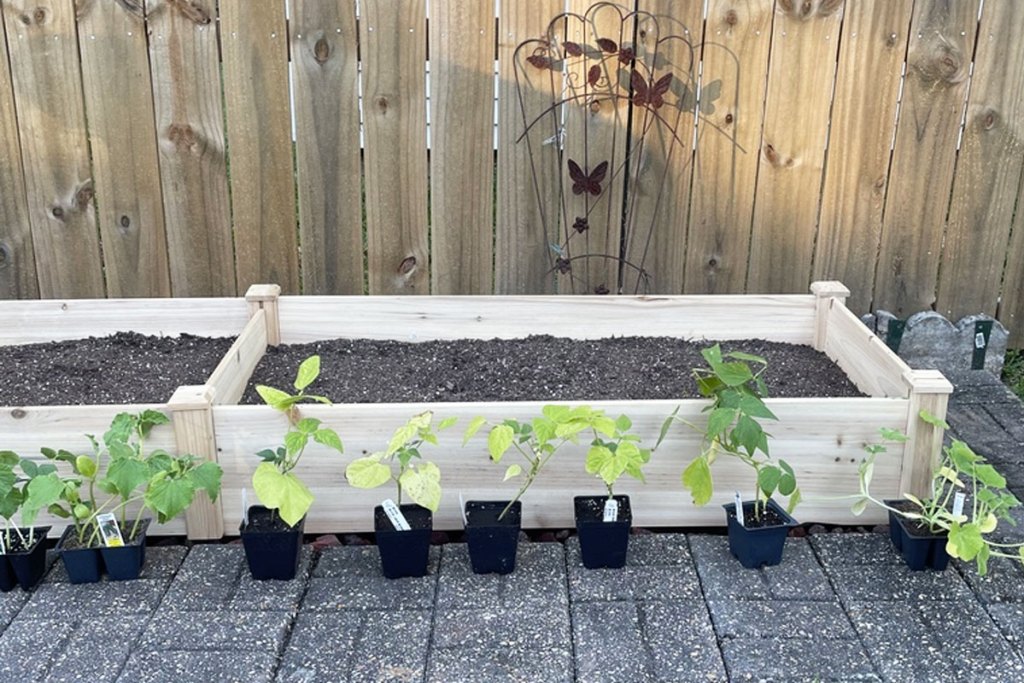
[
  {"x1": 99, "y1": 519, "x2": 152, "y2": 582},
  {"x1": 723, "y1": 499, "x2": 798, "y2": 569},
  {"x1": 374, "y1": 504, "x2": 432, "y2": 579},
  {"x1": 240, "y1": 506, "x2": 306, "y2": 581},
  {"x1": 885, "y1": 500, "x2": 949, "y2": 571},
  {"x1": 56, "y1": 525, "x2": 104, "y2": 584},
  {"x1": 0, "y1": 557, "x2": 15, "y2": 592},
  {"x1": 574, "y1": 495, "x2": 632, "y2": 569},
  {"x1": 7, "y1": 526, "x2": 52, "y2": 590},
  {"x1": 464, "y1": 500, "x2": 521, "y2": 575}
]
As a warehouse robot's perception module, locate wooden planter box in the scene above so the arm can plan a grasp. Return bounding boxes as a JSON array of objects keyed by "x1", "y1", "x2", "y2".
[
  {"x1": 195, "y1": 282, "x2": 953, "y2": 538},
  {"x1": 0, "y1": 295, "x2": 260, "y2": 537}
]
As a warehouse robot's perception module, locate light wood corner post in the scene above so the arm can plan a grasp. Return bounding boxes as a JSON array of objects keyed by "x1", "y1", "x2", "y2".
[
  {"x1": 168, "y1": 385, "x2": 224, "y2": 540},
  {"x1": 245, "y1": 284, "x2": 282, "y2": 346},
  {"x1": 899, "y1": 369, "x2": 954, "y2": 499},
  {"x1": 810, "y1": 281, "x2": 851, "y2": 351}
]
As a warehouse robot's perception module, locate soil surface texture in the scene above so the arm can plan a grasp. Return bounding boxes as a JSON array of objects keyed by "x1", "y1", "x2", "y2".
[
  {"x1": 243, "y1": 336, "x2": 863, "y2": 404},
  {"x1": 0, "y1": 332, "x2": 234, "y2": 406}
]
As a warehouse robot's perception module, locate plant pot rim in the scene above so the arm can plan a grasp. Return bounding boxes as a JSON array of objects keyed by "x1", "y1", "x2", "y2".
[
  {"x1": 239, "y1": 505, "x2": 306, "y2": 534},
  {"x1": 1, "y1": 526, "x2": 51, "y2": 556},
  {"x1": 722, "y1": 498, "x2": 799, "y2": 529},
  {"x1": 885, "y1": 501, "x2": 948, "y2": 541}
]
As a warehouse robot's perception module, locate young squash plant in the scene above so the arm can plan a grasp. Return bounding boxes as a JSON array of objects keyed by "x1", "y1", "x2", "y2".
[
  {"x1": 253, "y1": 356, "x2": 343, "y2": 527},
  {"x1": 658, "y1": 344, "x2": 799, "y2": 521},
  {"x1": 0, "y1": 450, "x2": 66, "y2": 551},
  {"x1": 345, "y1": 411, "x2": 455, "y2": 512},
  {"x1": 585, "y1": 414, "x2": 651, "y2": 499}
]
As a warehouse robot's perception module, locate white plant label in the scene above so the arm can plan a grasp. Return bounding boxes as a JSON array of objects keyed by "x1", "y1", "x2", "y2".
[
  {"x1": 458, "y1": 491, "x2": 468, "y2": 526},
  {"x1": 0, "y1": 534, "x2": 5, "y2": 554},
  {"x1": 382, "y1": 498, "x2": 411, "y2": 531},
  {"x1": 96, "y1": 512, "x2": 125, "y2": 548},
  {"x1": 975, "y1": 332, "x2": 986, "y2": 349},
  {"x1": 603, "y1": 499, "x2": 619, "y2": 522},
  {"x1": 242, "y1": 488, "x2": 249, "y2": 526},
  {"x1": 734, "y1": 492, "x2": 745, "y2": 527},
  {"x1": 952, "y1": 492, "x2": 966, "y2": 517}
]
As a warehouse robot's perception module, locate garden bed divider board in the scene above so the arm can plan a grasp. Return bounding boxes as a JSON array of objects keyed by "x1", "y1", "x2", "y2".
[
  {"x1": 193, "y1": 281, "x2": 953, "y2": 534},
  {"x1": 0, "y1": 294, "x2": 254, "y2": 538}
]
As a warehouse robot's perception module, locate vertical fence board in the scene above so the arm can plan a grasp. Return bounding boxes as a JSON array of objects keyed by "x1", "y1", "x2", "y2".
[
  {"x1": 0, "y1": 8, "x2": 37, "y2": 298},
  {"x1": 221, "y1": 0, "x2": 299, "y2": 294},
  {"x1": 495, "y1": 0, "x2": 562, "y2": 294},
  {"x1": 291, "y1": 0, "x2": 364, "y2": 295},
  {"x1": 3, "y1": 0, "x2": 104, "y2": 298},
  {"x1": 562, "y1": 1, "x2": 631, "y2": 294},
  {"x1": 684, "y1": 0, "x2": 772, "y2": 295},
  {"x1": 812, "y1": 1, "x2": 912, "y2": 313},
  {"x1": 746, "y1": 1, "x2": 843, "y2": 294},
  {"x1": 999, "y1": 167, "x2": 1024, "y2": 345},
  {"x1": 430, "y1": 0, "x2": 495, "y2": 295},
  {"x1": 873, "y1": 0, "x2": 980, "y2": 318},
  {"x1": 621, "y1": 0, "x2": 703, "y2": 295},
  {"x1": 361, "y1": 0, "x2": 428, "y2": 294},
  {"x1": 146, "y1": 0, "x2": 235, "y2": 297},
  {"x1": 76, "y1": 0, "x2": 170, "y2": 298},
  {"x1": 935, "y1": 2, "x2": 1024, "y2": 319}
]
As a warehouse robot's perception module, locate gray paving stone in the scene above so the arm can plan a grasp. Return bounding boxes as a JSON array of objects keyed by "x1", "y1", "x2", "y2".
[
  {"x1": 160, "y1": 545, "x2": 312, "y2": 612},
  {"x1": 44, "y1": 546, "x2": 186, "y2": 584},
  {"x1": 437, "y1": 543, "x2": 567, "y2": 610},
  {"x1": 567, "y1": 535, "x2": 702, "y2": 602},
  {"x1": 761, "y1": 538, "x2": 835, "y2": 600},
  {"x1": 828, "y1": 564, "x2": 973, "y2": 603},
  {"x1": 427, "y1": 644, "x2": 572, "y2": 683},
  {"x1": 708, "y1": 599, "x2": 856, "y2": 639},
  {"x1": 43, "y1": 615, "x2": 149, "y2": 683},
  {"x1": 278, "y1": 609, "x2": 431, "y2": 683},
  {"x1": 432, "y1": 604, "x2": 570, "y2": 650},
  {"x1": 572, "y1": 601, "x2": 648, "y2": 683},
  {"x1": 987, "y1": 603, "x2": 1024, "y2": 645},
  {"x1": 117, "y1": 650, "x2": 278, "y2": 683},
  {"x1": 930, "y1": 600, "x2": 1024, "y2": 681},
  {"x1": 809, "y1": 532, "x2": 902, "y2": 567},
  {"x1": 138, "y1": 610, "x2": 292, "y2": 652},
  {"x1": 947, "y1": 403, "x2": 1012, "y2": 454},
  {"x1": 19, "y1": 579, "x2": 168, "y2": 619},
  {"x1": 640, "y1": 601, "x2": 727, "y2": 682},
  {"x1": 984, "y1": 402, "x2": 1024, "y2": 442},
  {"x1": 947, "y1": 369, "x2": 1022, "y2": 405},
  {"x1": 0, "y1": 590, "x2": 30, "y2": 630},
  {"x1": 0, "y1": 617, "x2": 74, "y2": 681},
  {"x1": 689, "y1": 535, "x2": 771, "y2": 601},
  {"x1": 721, "y1": 636, "x2": 878, "y2": 681},
  {"x1": 956, "y1": 556, "x2": 1024, "y2": 604},
  {"x1": 302, "y1": 546, "x2": 439, "y2": 611}
]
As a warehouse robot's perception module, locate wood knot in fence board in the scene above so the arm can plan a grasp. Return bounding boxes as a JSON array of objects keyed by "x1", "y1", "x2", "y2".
[
  {"x1": 314, "y1": 38, "x2": 331, "y2": 65},
  {"x1": 397, "y1": 256, "x2": 417, "y2": 275},
  {"x1": 762, "y1": 143, "x2": 793, "y2": 168},
  {"x1": 167, "y1": 0, "x2": 212, "y2": 25},
  {"x1": 74, "y1": 181, "x2": 94, "y2": 211},
  {"x1": 0, "y1": 242, "x2": 9, "y2": 268},
  {"x1": 725, "y1": 10, "x2": 738, "y2": 26},
  {"x1": 978, "y1": 108, "x2": 999, "y2": 132},
  {"x1": 778, "y1": 0, "x2": 844, "y2": 20},
  {"x1": 914, "y1": 42, "x2": 967, "y2": 86},
  {"x1": 167, "y1": 123, "x2": 199, "y2": 150}
]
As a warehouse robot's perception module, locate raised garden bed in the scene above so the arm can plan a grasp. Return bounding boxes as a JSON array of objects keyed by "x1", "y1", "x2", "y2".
[{"x1": 203, "y1": 282, "x2": 953, "y2": 536}]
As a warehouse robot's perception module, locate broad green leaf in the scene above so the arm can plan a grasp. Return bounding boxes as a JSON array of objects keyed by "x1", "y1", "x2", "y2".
[
  {"x1": 137, "y1": 409, "x2": 171, "y2": 434},
  {"x1": 0, "y1": 488, "x2": 21, "y2": 520},
  {"x1": 785, "y1": 488, "x2": 802, "y2": 514},
  {"x1": 974, "y1": 464, "x2": 1006, "y2": 489},
  {"x1": 716, "y1": 362, "x2": 754, "y2": 387},
  {"x1": 976, "y1": 543, "x2": 991, "y2": 576},
  {"x1": 252, "y1": 463, "x2": 314, "y2": 527},
  {"x1": 284, "y1": 430, "x2": 308, "y2": 458},
  {"x1": 598, "y1": 451, "x2": 628, "y2": 487},
  {"x1": 145, "y1": 477, "x2": 197, "y2": 523},
  {"x1": 73, "y1": 503, "x2": 90, "y2": 520},
  {"x1": 256, "y1": 385, "x2": 293, "y2": 410},
  {"x1": 0, "y1": 451, "x2": 19, "y2": 468},
  {"x1": 682, "y1": 456, "x2": 713, "y2": 507},
  {"x1": 104, "y1": 458, "x2": 150, "y2": 500},
  {"x1": 861, "y1": 461, "x2": 875, "y2": 489},
  {"x1": 296, "y1": 418, "x2": 320, "y2": 434},
  {"x1": 294, "y1": 355, "x2": 321, "y2": 391},
  {"x1": 75, "y1": 455, "x2": 98, "y2": 479},
  {"x1": 726, "y1": 350, "x2": 767, "y2": 364},
  {"x1": 399, "y1": 462, "x2": 442, "y2": 512},
  {"x1": 22, "y1": 473, "x2": 64, "y2": 526},
  {"x1": 778, "y1": 470, "x2": 797, "y2": 497},
  {"x1": 257, "y1": 448, "x2": 278, "y2": 462},
  {"x1": 902, "y1": 492, "x2": 924, "y2": 508},
  {"x1": 706, "y1": 408, "x2": 737, "y2": 440},
  {"x1": 733, "y1": 415, "x2": 763, "y2": 456},
  {"x1": 585, "y1": 446, "x2": 610, "y2": 476},
  {"x1": 918, "y1": 409, "x2": 950, "y2": 430},
  {"x1": 979, "y1": 513, "x2": 998, "y2": 534},
  {"x1": 488, "y1": 425, "x2": 515, "y2": 462},
  {"x1": 615, "y1": 415, "x2": 632, "y2": 432},
  {"x1": 738, "y1": 395, "x2": 777, "y2": 420},
  {"x1": 758, "y1": 466, "x2": 781, "y2": 497},
  {"x1": 21, "y1": 460, "x2": 38, "y2": 478},
  {"x1": 104, "y1": 413, "x2": 135, "y2": 446},
  {"x1": 591, "y1": 416, "x2": 617, "y2": 439},
  {"x1": 438, "y1": 416, "x2": 458, "y2": 431},
  {"x1": 531, "y1": 418, "x2": 555, "y2": 445},
  {"x1": 312, "y1": 429, "x2": 344, "y2": 453},
  {"x1": 0, "y1": 466, "x2": 16, "y2": 496},
  {"x1": 879, "y1": 427, "x2": 908, "y2": 442},
  {"x1": 188, "y1": 461, "x2": 224, "y2": 501},
  {"x1": 463, "y1": 416, "x2": 487, "y2": 445},
  {"x1": 387, "y1": 422, "x2": 419, "y2": 456},
  {"x1": 947, "y1": 523, "x2": 985, "y2": 561},
  {"x1": 542, "y1": 405, "x2": 571, "y2": 422},
  {"x1": 503, "y1": 464, "x2": 522, "y2": 481},
  {"x1": 851, "y1": 497, "x2": 869, "y2": 516},
  {"x1": 701, "y1": 344, "x2": 724, "y2": 366},
  {"x1": 345, "y1": 456, "x2": 392, "y2": 490},
  {"x1": 656, "y1": 409, "x2": 679, "y2": 449}
]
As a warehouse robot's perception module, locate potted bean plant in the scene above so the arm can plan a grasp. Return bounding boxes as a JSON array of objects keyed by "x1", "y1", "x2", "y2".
[
  {"x1": 854, "y1": 412, "x2": 1024, "y2": 574},
  {"x1": 245, "y1": 355, "x2": 343, "y2": 580},
  {"x1": 660, "y1": 344, "x2": 800, "y2": 568},
  {"x1": 0, "y1": 452, "x2": 63, "y2": 591},
  {"x1": 345, "y1": 411, "x2": 452, "y2": 579},
  {"x1": 45, "y1": 410, "x2": 223, "y2": 583},
  {"x1": 463, "y1": 405, "x2": 622, "y2": 574}
]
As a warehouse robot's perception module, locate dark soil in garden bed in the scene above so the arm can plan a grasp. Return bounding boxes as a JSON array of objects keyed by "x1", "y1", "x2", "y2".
[
  {"x1": 0, "y1": 332, "x2": 235, "y2": 406},
  {"x1": 242, "y1": 336, "x2": 864, "y2": 404}
]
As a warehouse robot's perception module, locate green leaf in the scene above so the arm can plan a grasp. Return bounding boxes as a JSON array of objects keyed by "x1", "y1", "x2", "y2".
[
  {"x1": 256, "y1": 385, "x2": 292, "y2": 410},
  {"x1": 725, "y1": 350, "x2": 767, "y2": 364},
  {"x1": 0, "y1": 466, "x2": 16, "y2": 497},
  {"x1": 387, "y1": 422, "x2": 420, "y2": 456},
  {"x1": 758, "y1": 466, "x2": 781, "y2": 498},
  {"x1": 437, "y1": 416, "x2": 458, "y2": 431},
  {"x1": 296, "y1": 418, "x2": 320, "y2": 434},
  {"x1": 23, "y1": 473, "x2": 65, "y2": 527},
  {"x1": 0, "y1": 451, "x2": 20, "y2": 468},
  {"x1": 75, "y1": 455, "x2": 98, "y2": 479},
  {"x1": 503, "y1": 464, "x2": 522, "y2": 481},
  {"x1": 294, "y1": 355, "x2": 321, "y2": 391},
  {"x1": 104, "y1": 458, "x2": 149, "y2": 499},
  {"x1": 732, "y1": 415, "x2": 763, "y2": 456},
  {"x1": 974, "y1": 464, "x2": 1006, "y2": 489},
  {"x1": 463, "y1": 416, "x2": 487, "y2": 445},
  {"x1": 706, "y1": 408, "x2": 737, "y2": 440},
  {"x1": 918, "y1": 409, "x2": 950, "y2": 430},
  {"x1": 656, "y1": 408, "x2": 679, "y2": 449},
  {"x1": 682, "y1": 456, "x2": 713, "y2": 506},
  {"x1": 488, "y1": 425, "x2": 515, "y2": 463},
  {"x1": 701, "y1": 344, "x2": 724, "y2": 366},
  {"x1": 785, "y1": 488, "x2": 802, "y2": 514},
  {"x1": 345, "y1": 456, "x2": 392, "y2": 490},
  {"x1": 851, "y1": 497, "x2": 869, "y2": 516},
  {"x1": 879, "y1": 427, "x2": 908, "y2": 443},
  {"x1": 20, "y1": 460, "x2": 38, "y2": 478},
  {"x1": 586, "y1": 445, "x2": 611, "y2": 476},
  {"x1": 188, "y1": 461, "x2": 223, "y2": 501},
  {"x1": 738, "y1": 395, "x2": 777, "y2": 420},
  {"x1": 252, "y1": 462, "x2": 314, "y2": 527},
  {"x1": 716, "y1": 362, "x2": 754, "y2": 387},
  {"x1": 312, "y1": 429, "x2": 344, "y2": 453},
  {"x1": 615, "y1": 415, "x2": 632, "y2": 432},
  {"x1": 284, "y1": 430, "x2": 308, "y2": 458},
  {"x1": 399, "y1": 462, "x2": 442, "y2": 512},
  {"x1": 145, "y1": 477, "x2": 197, "y2": 523},
  {"x1": 104, "y1": 413, "x2": 135, "y2": 446},
  {"x1": 542, "y1": 405, "x2": 571, "y2": 422}
]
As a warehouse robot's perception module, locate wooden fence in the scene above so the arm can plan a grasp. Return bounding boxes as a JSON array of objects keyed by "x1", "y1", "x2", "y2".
[{"x1": 0, "y1": 1, "x2": 1022, "y2": 343}]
